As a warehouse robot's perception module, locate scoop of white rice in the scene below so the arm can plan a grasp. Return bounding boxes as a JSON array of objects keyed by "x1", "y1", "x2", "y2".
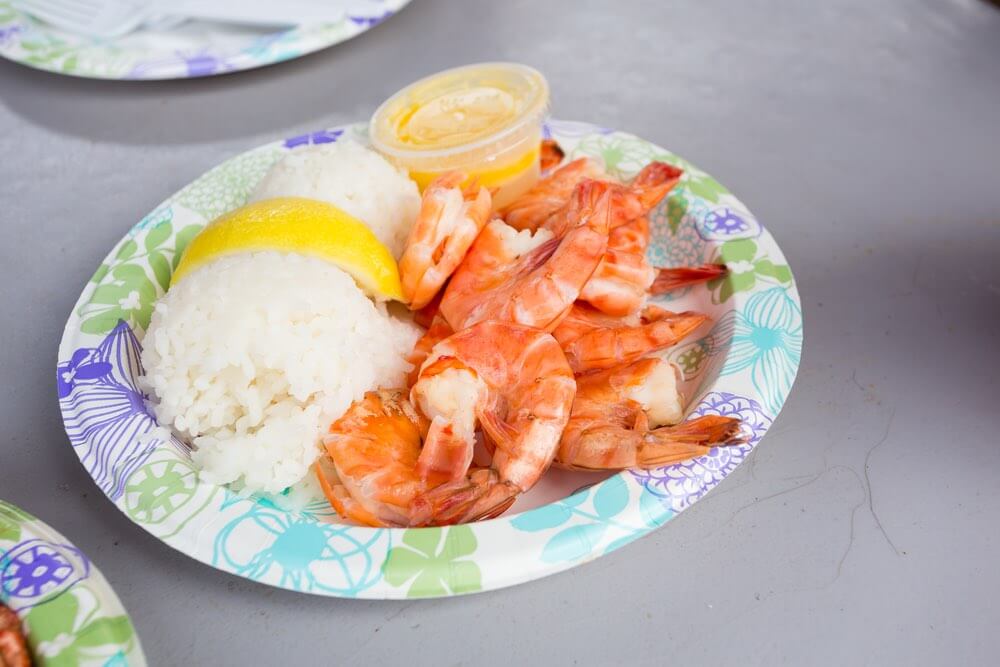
[
  {"x1": 251, "y1": 140, "x2": 420, "y2": 258},
  {"x1": 140, "y1": 251, "x2": 420, "y2": 494}
]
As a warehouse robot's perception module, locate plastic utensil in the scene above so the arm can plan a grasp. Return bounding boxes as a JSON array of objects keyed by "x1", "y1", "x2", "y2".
[
  {"x1": 13, "y1": 0, "x2": 379, "y2": 38},
  {"x1": 12, "y1": 0, "x2": 148, "y2": 38}
]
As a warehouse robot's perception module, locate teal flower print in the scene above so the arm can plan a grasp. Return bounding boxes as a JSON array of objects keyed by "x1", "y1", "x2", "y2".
[
  {"x1": 382, "y1": 526, "x2": 482, "y2": 598},
  {"x1": 212, "y1": 504, "x2": 385, "y2": 595},
  {"x1": 712, "y1": 287, "x2": 802, "y2": 416}
]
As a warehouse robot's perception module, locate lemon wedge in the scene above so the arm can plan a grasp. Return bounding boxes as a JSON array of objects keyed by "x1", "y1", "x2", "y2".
[{"x1": 172, "y1": 197, "x2": 405, "y2": 302}]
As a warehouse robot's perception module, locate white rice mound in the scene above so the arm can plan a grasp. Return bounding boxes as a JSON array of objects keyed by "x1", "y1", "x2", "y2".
[
  {"x1": 250, "y1": 140, "x2": 420, "y2": 258},
  {"x1": 140, "y1": 251, "x2": 420, "y2": 494}
]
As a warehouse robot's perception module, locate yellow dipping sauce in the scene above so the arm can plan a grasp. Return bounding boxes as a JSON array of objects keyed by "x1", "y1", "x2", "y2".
[{"x1": 370, "y1": 63, "x2": 550, "y2": 209}]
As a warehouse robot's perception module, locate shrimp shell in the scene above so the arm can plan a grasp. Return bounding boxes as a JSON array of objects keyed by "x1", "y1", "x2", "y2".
[
  {"x1": 399, "y1": 172, "x2": 492, "y2": 310},
  {"x1": 439, "y1": 180, "x2": 613, "y2": 332}
]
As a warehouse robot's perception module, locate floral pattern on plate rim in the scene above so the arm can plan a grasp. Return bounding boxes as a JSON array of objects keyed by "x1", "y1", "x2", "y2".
[
  {"x1": 0, "y1": 500, "x2": 145, "y2": 666},
  {"x1": 0, "y1": 0, "x2": 410, "y2": 80},
  {"x1": 56, "y1": 120, "x2": 801, "y2": 599}
]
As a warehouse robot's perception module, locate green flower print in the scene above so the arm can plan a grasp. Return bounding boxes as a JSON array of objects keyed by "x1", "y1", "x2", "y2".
[
  {"x1": 124, "y1": 459, "x2": 198, "y2": 524},
  {"x1": 708, "y1": 238, "x2": 792, "y2": 304},
  {"x1": 0, "y1": 502, "x2": 29, "y2": 542},
  {"x1": 77, "y1": 219, "x2": 201, "y2": 335},
  {"x1": 573, "y1": 133, "x2": 660, "y2": 180},
  {"x1": 683, "y1": 172, "x2": 728, "y2": 203},
  {"x1": 666, "y1": 190, "x2": 688, "y2": 234},
  {"x1": 16, "y1": 36, "x2": 78, "y2": 73},
  {"x1": 79, "y1": 264, "x2": 156, "y2": 335},
  {"x1": 650, "y1": 152, "x2": 731, "y2": 205},
  {"x1": 24, "y1": 589, "x2": 134, "y2": 667},
  {"x1": 382, "y1": 526, "x2": 482, "y2": 598},
  {"x1": 174, "y1": 147, "x2": 284, "y2": 221},
  {"x1": 672, "y1": 341, "x2": 709, "y2": 378}
]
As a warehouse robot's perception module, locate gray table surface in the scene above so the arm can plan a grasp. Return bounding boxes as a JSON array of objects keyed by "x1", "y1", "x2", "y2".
[{"x1": 2, "y1": 0, "x2": 999, "y2": 664}]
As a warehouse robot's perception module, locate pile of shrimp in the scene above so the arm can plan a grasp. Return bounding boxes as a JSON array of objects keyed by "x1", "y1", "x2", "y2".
[{"x1": 315, "y1": 140, "x2": 745, "y2": 527}]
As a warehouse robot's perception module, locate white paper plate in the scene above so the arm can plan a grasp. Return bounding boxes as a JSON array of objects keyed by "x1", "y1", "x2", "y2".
[
  {"x1": 57, "y1": 119, "x2": 802, "y2": 598},
  {"x1": 0, "y1": 0, "x2": 409, "y2": 79},
  {"x1": 1, "y1": 500, "x2": 145, "y2": 665}
]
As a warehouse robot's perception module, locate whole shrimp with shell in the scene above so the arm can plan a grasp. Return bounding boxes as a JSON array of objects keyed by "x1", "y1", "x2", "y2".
[
  {"x1": 398, "y1": 172, "x2": 492, "y2": 311},
  {"x1": 556, "y1": 357, "x2": 745, "y2": 471},
  {"x1": 320, "y1": 321, "x2": 575, "y2": 527}
]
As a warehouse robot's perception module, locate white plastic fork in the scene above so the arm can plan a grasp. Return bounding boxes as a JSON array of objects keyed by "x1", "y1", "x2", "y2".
[
  {"x1": 13, "y1": 0, "x2": 382, "y2": 39},
  {"x1": 12, "y1": 0, "x2": 150, "y2": 38}
]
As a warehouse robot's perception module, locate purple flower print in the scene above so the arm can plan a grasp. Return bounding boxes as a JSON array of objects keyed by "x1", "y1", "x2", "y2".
[
  {"x1": 283, "y1": 129, "x2": 345, "y2": 149},
  {"x1": 56, "y1": 349, "x2": 111, "y2": 399}
]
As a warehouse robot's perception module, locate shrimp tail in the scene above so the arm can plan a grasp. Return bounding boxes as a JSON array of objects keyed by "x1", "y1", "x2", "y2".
[
  {"x1": 650, "y1": 264, "x2": 728, "y2": 294},
  {"x1": 637, "y1": 415, "x2": 745, "y2": 467},
  {"x1": 410, "y1": 469, "x2": 518, "y2": 526},
  {"x1": 631, "y1": 162, "x2": 684, "y2": 212}
]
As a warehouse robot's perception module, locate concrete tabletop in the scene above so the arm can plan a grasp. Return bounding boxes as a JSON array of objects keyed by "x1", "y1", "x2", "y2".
[{"x1": 2, "y1": 0, "x2": 999, "y2": 664}]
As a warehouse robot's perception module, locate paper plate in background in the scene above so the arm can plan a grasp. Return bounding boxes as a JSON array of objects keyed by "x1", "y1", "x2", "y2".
[
  {"x1": 56, "y1": 120, "x2": 802, "y2": 598},
  {"x1": 0, "y1": 0, "x2": 410, "y2": 80},
  {"x1": 0, "y1": 500, "x2": 145, "y2": 665}
]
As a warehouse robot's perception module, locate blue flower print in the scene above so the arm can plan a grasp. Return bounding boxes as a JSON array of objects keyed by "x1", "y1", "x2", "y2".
[{"x1": 711, "y1": 287, "x2": 803, "y2": 416}]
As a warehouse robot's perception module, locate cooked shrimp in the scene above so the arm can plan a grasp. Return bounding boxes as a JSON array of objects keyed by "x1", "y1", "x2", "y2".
[
  {"x1": 320, "y1": 390, "x2": 518, "y2": 528},
  {"x1": 499, "y1": 157, "x2": 606, "y2": 231},
  {"x1": 399, "y1": 172, "x2": 492, "y2": 310},
  {"x1": 540, "y1": 139, "x2": 565, "y2": 172},
  {"x1": 556, "y1": 357, "x2": 744, "y2": 470},
  {"x1": 405, "y1": 316, "x2": 453, "y2": 387},
  {"x1": 320, "y1": 389, "x2": 502, "y2": 527},
  {"x1": 439, "y1": 180, "x2": 612, "y2": 332},
  {"x1": 412, "y1": 288, "x2": 443, "y2": 328},
  {"x1": 578, "y1": 210, "x2": 728, "y2": 316},
  {"x1": 541, "y1": 166, "x2": 676, "y2": 240},
  {"x1": 553, "y1": 302, "x2": 707, "y2": 373},
  {"x1": 0, "y1": 601, "x2": 31, "y2": 667},
  {"x1": 408, "y1": 321, "x2": 576, "y2": 524},
  {"x1": 630, "y1": 161, "x2": 683, "y2": 213},
  {"x1": 315, "y1": 455, "x2": 384, "y2": 527},
  {"x1": 578, "y1": 216, "x2": 656, "y2": 316},
  {"x1": 320, "y1": 389, "x2": 433, "y2": 527},
  {"x1": 321, "y1": 323, "x2": 576, "y2": 526}
]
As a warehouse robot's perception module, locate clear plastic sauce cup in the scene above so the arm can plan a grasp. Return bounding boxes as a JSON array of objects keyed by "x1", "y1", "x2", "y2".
[{"x1": 370, "y1": 63, "x2": 550, "y2": 209}]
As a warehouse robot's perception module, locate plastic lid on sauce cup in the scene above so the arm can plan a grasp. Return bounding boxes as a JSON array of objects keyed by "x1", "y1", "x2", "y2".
[{"x1": 369, "y1": 63, "x2": 550, "y2": 189}]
